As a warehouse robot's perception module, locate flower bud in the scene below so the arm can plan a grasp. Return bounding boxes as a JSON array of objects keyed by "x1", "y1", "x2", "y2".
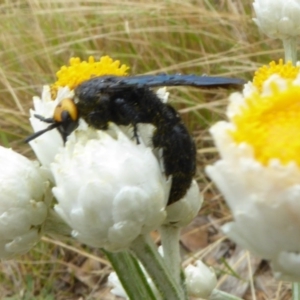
[{"x1": 185, "y1": 260, "x2": 217, "y2": 298}]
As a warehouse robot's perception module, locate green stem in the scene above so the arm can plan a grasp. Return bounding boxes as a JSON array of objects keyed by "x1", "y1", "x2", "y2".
[
  {"x1": 130, "y1": 234, "x2": 186, "y2": 300},
  {"x1": 293, "y1": 282, "x2": 300, "y2": 300},
  {"x1": 283, "y1": 38, "x2": 297, "y2": 65},
  {"x1": 209, "y1": 289, "x2": 244, "y2": 300},
  {"x1": 159, "y1": 225, "x2": 181, "y2": 285},
  {"x1": 102, "y1": 249, "x2": 157, "y2": 300}
]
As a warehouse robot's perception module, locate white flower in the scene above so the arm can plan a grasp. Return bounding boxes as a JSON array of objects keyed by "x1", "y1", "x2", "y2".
[
  {"x1": 164, "y1": 180, "x2": 202, "y2": 227},
  {"x1": 206, "y1": 64, "x2": 300, "y2": 281},
  {"x1": 52, "y1": 124, "x2": 170, "y2": 251},
  {"x1": 0, "y1": 147, "x2": 51, "y2": 259},
  {"x1": 28, "y1": 85, "x2": 74, "y2": 167},
  {"x1": 184, "y1": 260, "x2": 217, "y2": 298},
  {"x1": 206, "y1": 123, "x2": 300, "y2": 281},
  {"x1": 253, "y1": 0, "x2": 300, "y2": 39}
]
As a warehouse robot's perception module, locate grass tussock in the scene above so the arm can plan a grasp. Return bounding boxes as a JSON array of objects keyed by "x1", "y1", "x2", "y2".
[{"x1": 0, "y1": 0, "x2": 291, "y2": 299}]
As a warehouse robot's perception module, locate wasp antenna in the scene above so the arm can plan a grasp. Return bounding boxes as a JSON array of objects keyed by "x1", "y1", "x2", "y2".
[{"x1": 24, "y1": 122, "x2": 60, "y2": 143}]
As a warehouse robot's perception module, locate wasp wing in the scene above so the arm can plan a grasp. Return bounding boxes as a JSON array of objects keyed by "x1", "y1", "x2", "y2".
[
  {"x1": 76, "y1": 74, "x2": 245, "y2": 94},
  {"x1": 109, "y1": 74, "x2": 245, "y2": 89}
]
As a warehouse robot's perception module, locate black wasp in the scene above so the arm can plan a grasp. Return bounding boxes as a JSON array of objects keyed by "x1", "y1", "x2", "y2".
[{"x1": 26, "y1": 74, "x2": 244, "y2": 204}]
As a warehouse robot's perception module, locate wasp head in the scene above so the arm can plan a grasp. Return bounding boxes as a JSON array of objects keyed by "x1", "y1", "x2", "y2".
[{"x1": 25, "y1": 98, "x2": 79, "y2": 144}]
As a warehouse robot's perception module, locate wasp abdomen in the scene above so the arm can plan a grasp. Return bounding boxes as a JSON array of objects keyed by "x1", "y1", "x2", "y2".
[{"x1": 152, "y1": 117, "x2": 196, "y2": 204}]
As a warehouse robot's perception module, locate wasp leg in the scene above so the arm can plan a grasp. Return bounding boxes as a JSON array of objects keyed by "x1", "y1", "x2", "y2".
[
  {"x1": 34, "y1": 114, "x2": 55, "y2": 123},
  {"x1": 113, "y1": 98, "x2": 142, "y2": 144},
  {"x1": 132, "y1": 124, "x2": 140, "y2": 144}
]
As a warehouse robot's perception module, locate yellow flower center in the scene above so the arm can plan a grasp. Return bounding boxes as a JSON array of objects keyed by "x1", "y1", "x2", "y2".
[
  {"x1": 253, "y1": 59, "x2": 300, "y2": 91},
  {"x1": 51, "y1": 56, "x2": 129, "y2": 97},
  {"x1": 230, "y1": 82, "x2": 300, "y2": 166}
]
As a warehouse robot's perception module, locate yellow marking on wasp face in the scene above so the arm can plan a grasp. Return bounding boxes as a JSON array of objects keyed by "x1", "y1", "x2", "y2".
[{"x1": 53, "y1": 98, "x2": 78, "y2": 122}]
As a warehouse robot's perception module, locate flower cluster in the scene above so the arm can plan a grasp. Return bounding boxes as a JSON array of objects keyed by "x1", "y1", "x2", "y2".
[
  {"x1": 5, "y1": 0, "x2": 300, "y2": 298},
  {"x1": 51, "y1": 56, "x2": 129, "y2": 95}
]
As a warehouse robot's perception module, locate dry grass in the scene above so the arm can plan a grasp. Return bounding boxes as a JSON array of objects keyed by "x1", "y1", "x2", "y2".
[{"x1": 0, "y1": 0, "x2": 291, "y2": 299}]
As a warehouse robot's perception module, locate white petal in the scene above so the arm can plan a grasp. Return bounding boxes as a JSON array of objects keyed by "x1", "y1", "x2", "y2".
[
  {"x1": 164, "y1": 180, "x2": 202, "y2": 227},
  {"x1": 156, "y1": 87, "x2": 169, "y2": 103},
  {"x1": 273, "y1": 252, "x2": 300, "y2": 281}
]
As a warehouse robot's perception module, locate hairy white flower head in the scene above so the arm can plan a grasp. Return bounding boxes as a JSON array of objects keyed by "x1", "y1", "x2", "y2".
[
  {"x1": 253, "y1": 0, "x2": 300, "y2": 39},
  {"x1": 185, "y1": 260, "x2": 217, "y2": 298},
  {"x1": 0, "y1": 147, "x2": 51, "y2": 259},
  {"x1": 164, "y1": 180, "x2": 202, "y2": 227},
  {"x1": 28, "y1": 85, "x2": 74, "y2": 167},
  {"x1": 52, "y1": 124, "x2": 170, "y2": 251},
  {"x1": 206, "y1": 61, "x2": 300, "y2": 281}
]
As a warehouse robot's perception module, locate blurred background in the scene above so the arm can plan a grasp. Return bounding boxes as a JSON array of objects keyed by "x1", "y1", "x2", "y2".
[{"x1": 0, "y1": 0, "x2": 290, "y2": 299}]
